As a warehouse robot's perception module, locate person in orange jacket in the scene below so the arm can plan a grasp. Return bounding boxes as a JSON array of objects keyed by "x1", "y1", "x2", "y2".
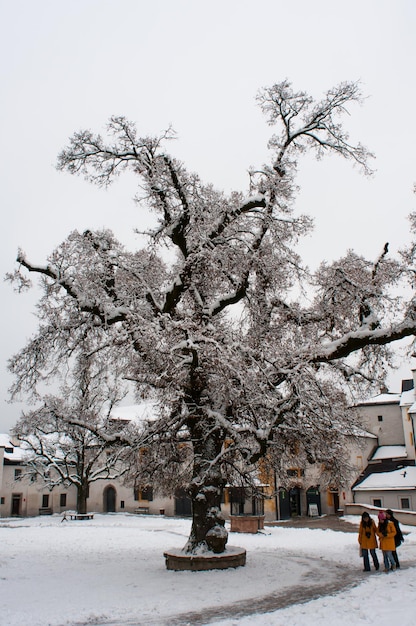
[
  {"x1": 386, "y1": 509, "x2": 404, "y2": 569},
  {"x1": 358, "y1": 512, "x2": 380, "y2": 571},
  {"x1": 377, "y1": 510, "x2": 397, "y2": 572}
]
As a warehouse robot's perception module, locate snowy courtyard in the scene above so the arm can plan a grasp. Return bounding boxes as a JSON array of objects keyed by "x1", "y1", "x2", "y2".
[{"x1": 1, "y1": 512, "x2": 415, "y2": 625}]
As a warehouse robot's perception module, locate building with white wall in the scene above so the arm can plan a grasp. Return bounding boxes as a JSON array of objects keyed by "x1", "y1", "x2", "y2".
[{"x1": 3, "y1": 371, "x2": 416, "y2": 520}]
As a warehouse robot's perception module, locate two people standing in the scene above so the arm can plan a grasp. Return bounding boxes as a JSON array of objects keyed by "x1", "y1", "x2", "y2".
[{"x1": 358, "y1": 510, "x2": 404, "y2": 573}]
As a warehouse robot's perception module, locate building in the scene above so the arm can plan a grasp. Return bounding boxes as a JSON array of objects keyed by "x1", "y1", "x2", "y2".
[
  {"x1": 0, "y1": 434, "x2": 77, "y2": 517},
  {"x1": 2, "y1": 371, "x2": 416, "y2": 520},
  {"x1": 349, "y1": 372, "x2": 416, "y2": 513}
]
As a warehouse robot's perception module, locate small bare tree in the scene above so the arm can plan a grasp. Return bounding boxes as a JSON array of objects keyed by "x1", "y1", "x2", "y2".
[{"x1": 13, "y1": 345, "x2": 131, "y2": 514}]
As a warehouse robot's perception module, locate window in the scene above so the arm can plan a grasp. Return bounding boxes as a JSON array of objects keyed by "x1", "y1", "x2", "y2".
[
  {"x1": 287, "y1": 468, "x2": 305, "y2": 478},
  {"x1": 42, "y1": 494, "x2": 49, "y2": 508},
  {"x1": 60, "y1": 494, "x2": 67, "y2": 507},
  {"x1": 0, "y1": 497, "x2": 4, "y2": 505},
  {"x1": 140, "y1": 486, "x2": 153, "y2": 501},
  {"x1": 252, "y1": 496, "x2": 264, "y2": 516},
  {"x1": 400, "y1": 498, "x2": 410, "y2": 509},
  {"x1": 120, "y1": 500, "x2": 125, "y2": 509},
  {"x1": 377, "y1": 415, "x2": 383, "y2": 422},
  {"x1": 229, "y1": 487, "x2": 246, "y2": 515},
  {"x1": 373, "y1": 498, "x2": 382, "y2": 508},
  {"x1": 14, "y1": 469, "x2": 22, "y2": 480}
]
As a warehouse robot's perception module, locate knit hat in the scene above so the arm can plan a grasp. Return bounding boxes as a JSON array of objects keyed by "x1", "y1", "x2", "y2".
[{"x1": 378, "y1": 511, "x2": 386, "y2": 521}]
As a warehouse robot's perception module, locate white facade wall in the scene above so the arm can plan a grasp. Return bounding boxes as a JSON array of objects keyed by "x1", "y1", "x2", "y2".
[
  {"x1": 356, "y1": 396, "x2": 403, "y2": 446},
  {"x1": 353, "y1": 488, "x2": 415, "y2": 512},
  {"x1": 0, "y1": 463, "x2": 77, "y2": 517},
  {"x1": 87, "y1": 479, "x2": 175, "y2": 516},
  {"x1": 399, "y1": 370, "x2": 416, "y2": 461},
  {"x1": 401, "y1": 404, "x2": 416, "y2": 461},
  {"x1": 0, "y1": 462, "x2": 176, "y2": 518},
  {"x1": 0, "y1": 447, "x2": 3, "y2": 493},
  {"x1": 337, "y1": 433, "x2": 378, "y2": 511},
  {"x1": 400, "y1": 389, "x2": 416, "y2": 462}
]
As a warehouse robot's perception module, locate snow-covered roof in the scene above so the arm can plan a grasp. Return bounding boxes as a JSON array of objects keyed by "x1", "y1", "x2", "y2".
[
  {"x1": 0, "y1": 433, "x2": 11, "y2": 448},
  {"x1": 370, "y1": 445, "x2": 407, "y2": 461},
  {"x1": 355, "y1": 393, "x2": 401, "y2": 407},
  {"x1": 351, "y1": 427, "x2": 377, "y2": 439},
  {"x1": 408, "y1": 402, "x2": 416, "y2": 414},
  {"x1": 353, "y1": 466, "x2": 416, "y2": 491},
  {"x1": 0, "y1": 434, "x2": 27, "y2": 462},
  {"x1": 400, "y1": 388, "x2": 415, "y2": 407}
]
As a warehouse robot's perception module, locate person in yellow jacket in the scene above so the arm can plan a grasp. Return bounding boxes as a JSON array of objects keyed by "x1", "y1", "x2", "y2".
[
  {"x1": 377, "y1": 510, "x2": 397, "y2": 572},
  {"x1": 358, "y1": 512, "x2": 380, "y2": 571}
]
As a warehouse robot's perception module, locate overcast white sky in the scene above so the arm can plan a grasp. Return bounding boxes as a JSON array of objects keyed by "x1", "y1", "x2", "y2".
[{"x1": 1, "y1": 0, "x2": 416, "y2": 432}]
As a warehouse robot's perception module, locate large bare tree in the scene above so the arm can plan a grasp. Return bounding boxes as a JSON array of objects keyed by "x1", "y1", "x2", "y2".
[{"x1": 8, "y1": 80, "x2": 416, "y2": 554}]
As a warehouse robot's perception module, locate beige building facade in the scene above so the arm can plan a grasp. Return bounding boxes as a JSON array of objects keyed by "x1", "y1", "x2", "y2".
[{"x1": 2, "y1": 372, "x2": 416, "y2": 520}]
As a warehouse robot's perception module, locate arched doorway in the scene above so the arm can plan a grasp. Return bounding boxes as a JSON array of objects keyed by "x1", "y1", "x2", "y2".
[
  {"x1": 306, "y1": 485, "x2": 322, "y2": 515},
  {"x1": 278, "y1": 488, "x2": 291, "y2": 519},
  {"x1": 289, "y1": 487, "x2": 301, "y2": 516},
  {"x1": 104, "y1": 486, "x2": 116, "y2": 513}
]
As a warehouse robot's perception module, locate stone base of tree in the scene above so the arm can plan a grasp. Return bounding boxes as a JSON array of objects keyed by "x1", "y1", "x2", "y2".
[{"x1": 163, "y1": 546, "x2": 246, "y2": 571}]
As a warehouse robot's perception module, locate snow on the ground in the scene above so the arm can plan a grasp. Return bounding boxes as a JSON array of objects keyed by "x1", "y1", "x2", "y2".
[{"x1": 0, "y1": 513, "x2": 415, "y2": 626}]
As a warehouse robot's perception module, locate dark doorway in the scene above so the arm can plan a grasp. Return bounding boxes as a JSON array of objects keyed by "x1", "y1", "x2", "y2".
[
  {"x1": 289, "y1": 487, "x2": 301, "y2": 516},
  {"x1": 332, "y1": 491, "x2": 340, "y2": 514},
  {"x1": 174, "y1": 488, "x2": 192, "y2": 516},
  {"x1": 104, "y1": 486, "x2": 116, "y2": 513},
  {"x1": 11, "y1": 494, "x2": 21, "y2": 516},
  {"x1": 306, "y1": 486, "x2": 321, "y2": 515},
  {"x1": 278, "y1": 488, "x2": 291, "y2": 519}
]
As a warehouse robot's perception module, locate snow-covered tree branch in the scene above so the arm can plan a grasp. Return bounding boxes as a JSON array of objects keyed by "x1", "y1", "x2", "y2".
[{"x1": 9, "y1": 80, "x2": 416, "y2": 554}]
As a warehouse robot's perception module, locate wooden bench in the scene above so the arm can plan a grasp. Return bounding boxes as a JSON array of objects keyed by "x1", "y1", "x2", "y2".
[
  {"x1": 38, "y1": 507, "x2": 53, "y2": 515},
  {"x1": 134, "y1": 507, "x2": 150, "y2": 515},
  {"x1": 68, "y1": 513, "x2": 94, "y2": 520}
]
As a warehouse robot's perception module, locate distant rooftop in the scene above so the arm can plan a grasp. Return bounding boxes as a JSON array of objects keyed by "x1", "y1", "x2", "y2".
[
  {"x1": 353, "y1": 466, "x2": 416, "y2": 491},
  {"x1": 355, "y1": 392, "x2": 401, "y2": 407},
  {"x1": 109, "y1": 402, "x2": 157, "y2": 422},
  {"x1": 370, "y1": 445, "x2": 407, "y2": 461},
  {"x1": 400, "y1": 388, "x2": 416, "y2": 406},
  {"x1": 0, "y1": 433, "x2": 27, "y2": 462}
]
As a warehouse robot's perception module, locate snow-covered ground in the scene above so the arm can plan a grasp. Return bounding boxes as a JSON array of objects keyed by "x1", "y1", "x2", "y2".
[{"x1": 1, "y1": 513, "x2": 415, "y2": 626}]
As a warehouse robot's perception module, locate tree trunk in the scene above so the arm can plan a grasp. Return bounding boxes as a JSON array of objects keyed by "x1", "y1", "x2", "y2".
[
  {"x1": 184, "y1": 416, "x2": 228, "y2": 554},
  {"x1": 77, "y1": 480, "x2": 89, "y2": 514}
]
